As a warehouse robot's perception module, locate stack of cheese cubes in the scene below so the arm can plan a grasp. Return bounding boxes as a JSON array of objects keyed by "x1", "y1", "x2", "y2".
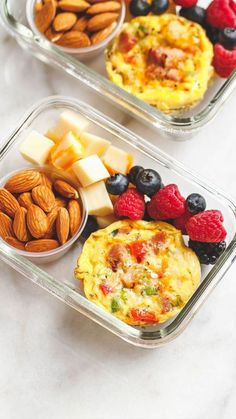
[{"x1": 20, "y1": 110, "x2": 133, "y2": 227}]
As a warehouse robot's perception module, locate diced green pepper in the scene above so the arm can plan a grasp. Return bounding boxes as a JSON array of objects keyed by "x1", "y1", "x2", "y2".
[
  {"x1": 111, "y1": 298, "x2": 121, "y2": 313},
  {"x1": 145, "y1": 287, "x2": 158, "y2": 296}
]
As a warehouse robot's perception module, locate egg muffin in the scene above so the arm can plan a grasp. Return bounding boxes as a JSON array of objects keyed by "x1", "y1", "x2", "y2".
[
  {"x1": 75, "y1": 220, "x2": 201, "y2": 326},
  {"x1": 106, "y1": 15, "x2": 213, "y2": 113}
]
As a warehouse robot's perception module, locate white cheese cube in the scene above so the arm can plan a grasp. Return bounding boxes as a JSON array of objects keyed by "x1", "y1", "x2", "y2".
[
  {"x1": 49, "y1": 110, "x2": 89, "y2": 142},
  {"x1": 96, "y1": 214, "x2": 117, "y2": 228},
  {"x1": 80, "y1": 132, "x2": 111, "y2": 157},
  {"x1": 81, "y1": 181, "x2": 114, "y2": 216},
  {"x1": 20, "y1": 130, "x2": 54, "y2": 165},
  {"x1": 102, "y1": 145, "x2": 133, "y2": 175},
  {"x1": 51, "y1": 131, "x2": 84, "y2": 170},
  {"x1": 72, "y1": 155, "x2": 110, "y2": 187}
]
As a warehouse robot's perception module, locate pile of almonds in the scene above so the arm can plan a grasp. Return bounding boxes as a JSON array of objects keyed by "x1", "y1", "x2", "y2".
[
  {"x1": 34, "y1": 0, "x2": 122, "y2": 48},
  {"x1": 0, "y1": 170, "x2": 82, "y2": 253}
]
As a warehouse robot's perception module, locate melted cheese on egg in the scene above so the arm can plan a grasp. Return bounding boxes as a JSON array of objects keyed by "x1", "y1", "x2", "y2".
[{"x1": 75, "y1": 220, "x2": 201, "y2": 326}]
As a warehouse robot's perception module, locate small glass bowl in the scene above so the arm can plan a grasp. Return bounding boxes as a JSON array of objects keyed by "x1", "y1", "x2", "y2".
[
  {"x1": 0, "y1": 167, "x2": 88, "y2": 264},
  {"x1": 26, "y1": 0, "x2": 126, "y2": 60}
]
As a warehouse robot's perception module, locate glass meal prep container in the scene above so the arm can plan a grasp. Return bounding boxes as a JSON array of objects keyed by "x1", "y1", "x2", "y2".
[
  {"x1": 0, "y1": 95, "x2": 236, "y2": 348},
  {"x1": 1, "y1": 0, "x2": 236, "y2": 141}
]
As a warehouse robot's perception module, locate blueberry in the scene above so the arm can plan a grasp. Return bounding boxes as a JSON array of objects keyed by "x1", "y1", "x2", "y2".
[
  {"x1": 128, "y1": 165, "x2": 144, "y2": 185},
  {"x1": 204, "y1": 24, "x2": 219, "y2": 44},
  {"x1": 152, "y1": 0, "x2": 169, "y2": 15},
  {"x1": 219, "y1": 28, "x2": 236, "y2": 49},
  {"x1": 186, "y1": 193, "x2": 206, "y2": 214},
  {"x1": 179, "y1": 6, "x2": 205, "y2": 26},
  {"x1": 136, "y1": 169, "x2": 162, "y2": 196},
  {"x1": 106, "y1": 173, "x2": 129, "y2": 195},
  {"x1": 81, "y1": 216, "x2": 98, "y2": 239},
  {"x1": 189, "y1": 240, "x2": 226, "y2": 265},
  {"x1": 129, "y1": 0, "x2": 151, "y2": 16}
]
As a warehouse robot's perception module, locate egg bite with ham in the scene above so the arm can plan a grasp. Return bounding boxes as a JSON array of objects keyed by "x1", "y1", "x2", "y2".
[
  {"x1": 106, "y1": 14, "x2": 213, "y2": 113},
  {"x1": 75, "y1": 220, "x2": 201, "y2": 326}
]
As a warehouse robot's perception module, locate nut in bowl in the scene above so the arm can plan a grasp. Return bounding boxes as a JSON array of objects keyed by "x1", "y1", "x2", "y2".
[
  {"x1": 0, "y1": 168, "x2": 87, "y2": 263},
  {"x1": 27, "y1": 0, "x2": 126, "y2": 59}
]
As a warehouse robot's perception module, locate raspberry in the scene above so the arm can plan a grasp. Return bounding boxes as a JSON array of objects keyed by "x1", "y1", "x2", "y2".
[
  {"x1": 114, "y1": 188, "x2": 145, "y2": 220},
  {"x1": 173, "y1": 209, "x2": 193, "y2": 234},
  {"x1": 147, "y1": 184, "x2": 185, "y2": 220},
  {"x1": 186, "y1": 210, "x2": 227, "y2": 242},
  {"x1": 174, "y1": 0, "x2": 197, "y2": 7},
  {"x1": 206, "y1": 0, "x2": 236, "y2": 29},
  {"x1": 213, "y1": 43, "x2": 236, "y2": 77}
]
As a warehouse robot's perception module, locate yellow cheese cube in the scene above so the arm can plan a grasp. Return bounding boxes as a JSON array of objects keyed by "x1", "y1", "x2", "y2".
[
  {"x1": 102, "y1": 145, "x2": 133, "y2": 175},
  {"x1": 49, "y1": 110, "x2": 89, "y2": 142},
  {"x1": 72, "y1": 155, "x2": 110, "y2": 187},
  {"x1": 20, "y1": 130, "x2": 54, "y2": 165},
  {"x1": 96, "y1": 214, "x2": 117, "y2": 228},
  {"x1": 80, "y1": 132, "x2": 111, "y2": 157},
  {"x1": 51, "y1": 131, "x2": 84, "y2": 170},
  {"x1": 81, "y1": 181, "x2": 114, "y2": 216}
]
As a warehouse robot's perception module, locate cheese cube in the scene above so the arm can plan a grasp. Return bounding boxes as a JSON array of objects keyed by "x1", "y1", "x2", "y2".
[
  {"x1": 81, "y1": 181, "x2": 114, "y2": 216},
  {"x1": 102, "y1": 145, "x2": 133, "y2": 175},
  {"x1": 72, "y1": 155, "x2": 110, "y2": 187},
  {"x1": 49, "y1": 110, "x2": 89, "y2": 142},
  {"x1": 96, "y1": 214, "x2": 117, "y2": 228},
  {"x1": 20, "y1": 130, "x2": 54, "y2": 165},
  {"x1": 80, "y1": 132, "x2": 111, "y2": 157},
  {"x1": 51, "y1": 131, "x2": 84, "y2": 170}
]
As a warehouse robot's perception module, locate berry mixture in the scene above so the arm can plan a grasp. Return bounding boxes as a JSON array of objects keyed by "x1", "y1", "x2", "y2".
[{"x1": 178, "y1": 0, "x2": 236, "y2": 78}]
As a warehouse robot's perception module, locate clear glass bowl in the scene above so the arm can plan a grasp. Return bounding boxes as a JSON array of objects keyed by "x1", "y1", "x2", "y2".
[
  {"x1": 26, "y1": 0, "x2": 126, "y2": 60},
  {"x1": 0, "y1": 95, "x2": 236, "y2": 348},
  {"x1": 0, "y1": 167, "x2": 88, "y2": 264},
  {"x1": 1, "y1": 0, "x2": 236, "y2": 140}
]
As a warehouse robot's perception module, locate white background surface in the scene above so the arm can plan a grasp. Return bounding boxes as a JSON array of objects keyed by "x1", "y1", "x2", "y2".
[{"x1": 1, "y1": 24, "x2": 236, "y2": 419}]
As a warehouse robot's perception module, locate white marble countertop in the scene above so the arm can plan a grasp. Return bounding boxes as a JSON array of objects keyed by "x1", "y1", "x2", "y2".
[{"x1": 1, "y1": 24, "x2": 236, "y2": 419}]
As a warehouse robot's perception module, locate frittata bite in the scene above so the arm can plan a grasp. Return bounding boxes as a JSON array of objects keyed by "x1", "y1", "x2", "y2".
[
  {"x1": 106, "y1": 14, "x2": 213, "y2": 113},
  {"x1": 75, "y1": 220, "x2": 201, "y2": 326}
]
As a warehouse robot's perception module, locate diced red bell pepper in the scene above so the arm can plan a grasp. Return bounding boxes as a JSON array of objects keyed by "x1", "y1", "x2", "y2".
[
  {"x1": 130, "y1": 240, "x2": 148, "y2": 263},
  {"x1": 99, "y1": 284, "x2": 113, "y2": 295},
  {"x1": 130, "y1": 308, "x2": 157, "y2": 324}
]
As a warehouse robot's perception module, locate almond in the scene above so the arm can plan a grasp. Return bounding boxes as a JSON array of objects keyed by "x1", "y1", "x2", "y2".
[
  {"x1": 56, "y1": 30, "x2": 91, "y2": 47},
  {"x1": 58, "y1": 0, "x2": 90, "y2": 12},
  {"x1": 54, "y1": 179, "x2": 79, "y2": 199},
  {"x1": 87, "y1": 1, "x2": 121, "y2": 15},
  {"x1": 44, "y1": 208, "x2": 58, "y2": 239},
  {"x1": 27, "y1": 205, "x2": 48, "y2": 239},
  {"x1": 54, "y1": 196, "x2": 68, "y2": 208},
  {"x1": 45, "y1": 27, "x2": 64, "y2": 42},
  {"x1": 56, "y1": 207, "x2": 70, "y2": 244},
  {"x1": 5, "y1": 236, "x2": 26, "y2": 251},
  {"x1": 53, "y1": 12, "x2": 77, "y2": 32},
  {"x1": 87, "y1": 12, "x2": 118, "y2": 32},
  {"x1": 35, "y1": 1, "x2": 43, "y2": 13},
  {"x1": 4, "y1": 170, "x2": 42, "y2": 194},
  {"x1": 68, "y1": 199, "x2": 81, "y2": 236},
  {"x1": 18, "y1": 192, "x2": 34, "y2": 209},
  {"x1": 32, "y1": 185, "x2": 56, "y2": 213},
  {"x1": 40, "y1": 172, "x2": 53, "y2": 189},
  {"x1": 0, "y1": 188, "x2": 20, "y2": 218},
  {"x1": 13, "y1": 207, "x2": 31, "y2": 242},
  {"x1": 0, "y1": 212, "x2": 14, "y2": 239},
  {"x1": 35, "y1": 0, "x2": 57, "y2": 33},
  {"x1": 91, "y1": 21, "x2": 116, "y2": 44},
  {"x1": 73, "y1": 15, "x2": 88, "y2": 32},
  {"x1": 25, "y1": 239, "x2": 59, "y2": 253}
]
